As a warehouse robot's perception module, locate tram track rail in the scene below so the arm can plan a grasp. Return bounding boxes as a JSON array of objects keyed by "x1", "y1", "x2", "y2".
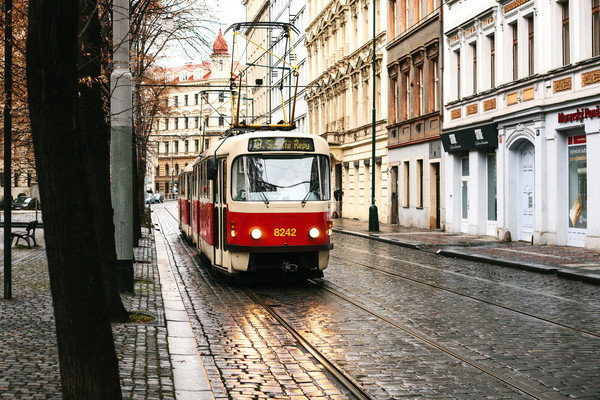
[
  {"x1": 330, "y1": 250, "x2": 600, "y2": 339},
  {"x1": 157, "y1": 204, "x2": 376, "y2": 400},
  {"x1": 305, "y1": 277, "x2": 561, "y2": 400},
  {"x1": 159, "y1": 204, "x2": 574, "y2": 399}
]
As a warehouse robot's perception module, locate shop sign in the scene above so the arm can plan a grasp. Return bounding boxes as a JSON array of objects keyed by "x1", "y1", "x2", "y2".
[
  {"x1": 440, "y1": 124, "x2": 498, "y2": 153},
  {"x1": 558, "y1": 106, "x2": 600, "y2": 123}
]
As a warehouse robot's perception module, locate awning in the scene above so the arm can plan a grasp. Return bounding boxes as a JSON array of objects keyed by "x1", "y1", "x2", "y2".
[{"x1": 440, "y1": 123, "x2": 498, "y2": 153}]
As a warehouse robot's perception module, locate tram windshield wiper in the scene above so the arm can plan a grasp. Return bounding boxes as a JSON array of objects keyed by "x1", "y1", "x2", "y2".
[
  {"x1": 301, "y1": 180, "x2": 319, "y2": 206},
  {"x1": 254, "y1": 179, "x2": 271, "y2": 205}
]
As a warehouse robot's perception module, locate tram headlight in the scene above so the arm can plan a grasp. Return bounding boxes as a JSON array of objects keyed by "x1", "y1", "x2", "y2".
[
  {"x1": 308, "y1": 227, "x2": 320, "y2": 239},
  {"x1": 327, "y1": 220, "x2": 333, "y2": 236},
  {"x1": 250, "y1": 228, "x2": 262, "y2": 240},
  {"x1": 230, "y1": 222, "x2": 236, "y2": 238}
]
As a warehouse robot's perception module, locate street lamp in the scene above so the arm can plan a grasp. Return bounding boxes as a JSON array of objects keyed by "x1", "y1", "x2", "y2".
[{"x1": 368, "y1": 0, "x2": 379, "y2": 232}]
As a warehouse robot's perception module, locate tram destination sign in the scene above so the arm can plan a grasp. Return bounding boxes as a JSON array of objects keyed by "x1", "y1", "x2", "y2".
[{"x1": 248, "y1": 137, "x2": 315, "y2": 152}]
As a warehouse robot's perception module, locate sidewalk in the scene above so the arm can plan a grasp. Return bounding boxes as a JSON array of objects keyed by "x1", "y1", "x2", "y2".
[
  {"x1": 332, "y1": 217, "x2": 600, "y2": 285},
  {"x1": 0, "y1": 220, "x2": 176, "y2": 399}
]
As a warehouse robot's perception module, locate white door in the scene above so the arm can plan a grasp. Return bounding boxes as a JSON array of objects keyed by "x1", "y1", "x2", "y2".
[{"x1": 518, "y1": 144, "x2": 535, "y2": 242}]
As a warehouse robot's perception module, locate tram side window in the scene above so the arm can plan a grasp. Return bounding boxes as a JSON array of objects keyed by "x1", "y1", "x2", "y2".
[
  {"x1": 201, "y1": 163, "x2": 206, "y2": 199},
  {"x1": 223, "y1": 160, "x2": 227, "y2": 203}
]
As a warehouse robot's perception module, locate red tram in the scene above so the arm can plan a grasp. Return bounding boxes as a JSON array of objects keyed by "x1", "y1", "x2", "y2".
[{"x1": 178, "y1": 131, "x2": 332, "y2": 277}]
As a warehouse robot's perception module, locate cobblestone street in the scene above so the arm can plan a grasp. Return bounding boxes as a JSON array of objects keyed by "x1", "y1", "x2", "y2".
[{"x1": 2, "y1": 205, "x2": 600, "y2": 399}]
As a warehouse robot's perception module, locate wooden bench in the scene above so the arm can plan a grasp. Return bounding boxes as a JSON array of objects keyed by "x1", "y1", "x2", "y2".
[{"x1": 11, "y1": 220, "x2": 38, "y2": 248}]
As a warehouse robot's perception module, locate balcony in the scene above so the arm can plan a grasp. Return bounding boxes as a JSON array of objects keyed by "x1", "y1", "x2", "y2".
[{"x1": 387, "y1": 112, "x2": 441, "y2": 148}]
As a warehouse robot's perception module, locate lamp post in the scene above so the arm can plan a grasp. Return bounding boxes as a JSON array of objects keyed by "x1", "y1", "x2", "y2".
[{"x1": 368, "y1": 0, "x2": 379, "y2": 232}]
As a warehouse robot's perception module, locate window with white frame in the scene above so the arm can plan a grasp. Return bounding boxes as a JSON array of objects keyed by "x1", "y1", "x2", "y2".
[
  {"x1": 562, "y1": 1, "x2": 570, "y2": 65},
  {"x1": 429, "y1": 58, "x2": 439, "y2": 112},
  {"x1": 594, "y1": 0, "x2": 600, "y2": 56},
  {"x1": 489, "y1": 34, "x2": 495, "y2": 88},
  {"x1": 455, "y1": 49, "x2": 461, "y2": 99},
  {"x1": 417, "y1": 66, "x2": 424, "y2": 116},
  {"x1": 471, "y1": 42, "x2": 477, "y2": 94},
  {"x1": 390, "y1": 0, "x2": 397, "y2": 39},
  {"x1": 403, "y1": 160, "x2": 410, "y2": 207},
  {"x1": 403, "y1": 71, "x2": 410, "y2": 119},
  {"x1": 511, "y1": 22, "x2": 518, "y2": 80},
  {"x1": 416, "y1": 158, "x2": 423, "y2": 208},
  {"x1": 527, "y1": 15, "x2": 535, "y2": 76},
  {"x1": 391, "y1": 76, "x2": 398, "y2": 123}
]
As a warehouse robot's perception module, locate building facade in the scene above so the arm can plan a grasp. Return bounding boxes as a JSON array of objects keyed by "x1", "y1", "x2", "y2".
[
  {"x1": 442, "y1": 0, "x2": 600, "y2": 249},
  {"x1": 386, "y1": 0, "x2": 442, "y2": 228},
  {"x1": 148, "y1": 30, "x2": 242, "y2": 196},
  {"x1": 306, "y1": 0, "x2": 389, "y2": 222}
]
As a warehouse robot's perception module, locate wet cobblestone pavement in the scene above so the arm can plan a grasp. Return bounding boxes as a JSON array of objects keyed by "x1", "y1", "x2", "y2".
[
  {"x1": 3, "y1": 206, "x2": 600, "y2": 399},
  {"x1": 154, "y1": 202, "x2": 600, "y2": 399}
]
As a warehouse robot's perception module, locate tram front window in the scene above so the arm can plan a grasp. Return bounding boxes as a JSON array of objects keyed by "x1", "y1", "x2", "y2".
[{"x1": 231, "y1": 155, "x2": 330, "y2": 202}]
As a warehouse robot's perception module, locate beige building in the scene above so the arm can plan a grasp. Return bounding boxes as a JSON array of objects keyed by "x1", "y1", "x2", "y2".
[
  {"x1": 148, "y1": 30, "x2": 245, "y2": 195},
  {"x1": 306, "y1": 0, "x2": 389, "y2": 222}
]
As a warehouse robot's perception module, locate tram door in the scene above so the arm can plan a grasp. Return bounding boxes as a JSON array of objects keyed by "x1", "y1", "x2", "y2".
[{"x1": 213, "y1": 158, "x2": 227, "y2": 267}]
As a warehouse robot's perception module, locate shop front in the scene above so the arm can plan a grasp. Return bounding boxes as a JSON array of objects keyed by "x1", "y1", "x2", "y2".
[
  {"x1": 441, "y1": 123, "x2": 498, "y2": 237},
  {"x1": 545, "y1": 104, "x2": 599, "y2": 249}
]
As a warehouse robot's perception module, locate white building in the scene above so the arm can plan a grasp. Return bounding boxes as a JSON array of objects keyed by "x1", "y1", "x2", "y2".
[{"x1": 442, "y1": 0, "x2": 600, "y2": 249}]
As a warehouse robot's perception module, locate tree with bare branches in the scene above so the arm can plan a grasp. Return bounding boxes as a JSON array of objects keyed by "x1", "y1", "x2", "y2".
[{"x1": 129, "y1": 0, "x2": 217, "y2": 241}]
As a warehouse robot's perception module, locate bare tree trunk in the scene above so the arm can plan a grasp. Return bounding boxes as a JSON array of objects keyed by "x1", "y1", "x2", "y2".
[
  {"x1": 78, "y1": 0, "x2": 128, "y2": 322},
  {"x1": 26, "y1": 1, "x2": 122, "y2": 398}
]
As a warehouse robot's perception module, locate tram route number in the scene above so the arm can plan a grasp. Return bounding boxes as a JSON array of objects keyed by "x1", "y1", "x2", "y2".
[{"x1": 274, "y1": 228, "x2": 296, "y2": 237}]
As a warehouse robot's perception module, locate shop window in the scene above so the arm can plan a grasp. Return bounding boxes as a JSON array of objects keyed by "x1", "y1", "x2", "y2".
[
  {"x1": 461, "y1": 155, "x2": 469, "y2": 220},
  {"x1": 403, "y1": 160, "x2": 410, "y2": 207},
  {"x1": 416, "y1": 159, "x2": 423, "y2": 208},
  {"x1": 487, "y1": 150, "x2": 497, "y2": 221},
  {"x1": 568, "y1": 135, "x2": 587, "y2": 230}
]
